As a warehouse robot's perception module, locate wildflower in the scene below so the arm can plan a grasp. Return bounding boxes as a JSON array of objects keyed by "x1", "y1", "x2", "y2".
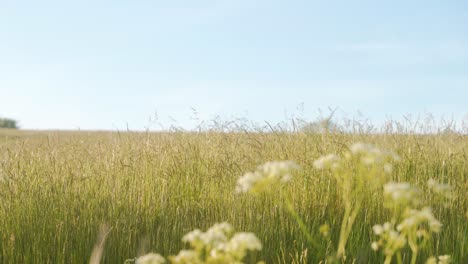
[
  {"x1": 383, "y1": 163, "x2": 393, "y2": 174},
  {"x1": 236, "y1": 161, "x2": 299, "y2": 193},
  {"x1": 387, "y1": 230, "x2": 406, "y2": 250},
  {"x1": 384, "y1": 182, "x2": 421, "y2": 207},
  {"x1": 182, "y1": 229, "x2": 204, "y2": 249},
  {"x1": 209, "y1": 222, "x2": 234, "y2": 235},
  {"x1": 397, "y1": 207, "x2": 442, "y2": 233},
  {"x1": 136, "y1": 253, "x2": 166, "y2": 264},
  {"x1": 428, "y1": 179, "x2": 451, "y2": 193},
  {"x1": 169, "y1": 250, "x2": 200, "y2": 264},
  {"x1": 349, "y1": 143, "x2": 400, "y2": 165},
  {"x1": 426, "y1": 255, "x2": 452, "y2": 264},
  {"x1": 314, "y1": 143, "x2": 401, "y2": 260},
  {"x1": 224, "y1": 232, "x2": 262, "y2": 259},
  {"x1": 428, "y1": 179, "x2": 454, "y2": 201},
  {"x1": 383, "y1": 222, "x2": 392, "y2": 232},
  {"x1": 236, "y1": 172, "x2": 263, "y2": 193},
  {"x1": 350, "y1": 143, "x2": 377, "y2": 154},
  {"x1": 183, "y1": 222, "x2": 233, "y2": 250},
  {"x1": 371, "y1": 222, "x2": 406, "y2": 259},
  {"x1": 372, "y1": 224, "x2": 384, "y2": 235},
  {"x1": 313, "y1": 154, "x2": 340, "y2": 169},
  {"x1": 438, "y1": 255, "x2": 451, "y2": 264},
  {"x1": 202, "y1": 222, "x2": 233, "y2": 248},
  {"x1": 177, "y1": 222, "x2": 262, "y2": 263},
  {"x1": 426, "y1": 257, "x2": 437, "y2": 264}
]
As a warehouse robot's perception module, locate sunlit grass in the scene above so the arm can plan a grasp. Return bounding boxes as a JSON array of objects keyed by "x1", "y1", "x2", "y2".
[{"x1": 0, "y1": 122, "x2": 466, "y2": 263}]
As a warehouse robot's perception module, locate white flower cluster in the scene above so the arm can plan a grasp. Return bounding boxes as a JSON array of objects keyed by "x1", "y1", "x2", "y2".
[
  {"x1": 236, "y1": 161, "x2": 299, "y2": 193},
  {"x1": 313, "y1": 143, "x2": 401, "y2": 196},
  {"x1": 136, "y1": 223, "x2": 262, "y2": 264},
  {"x1": 136, "y1": 253, "x2": 166, "y2": 264},
  {"x1": 426, "y1": 255, "x2": 451, "y2": 264},
  {"x1": 349, "y1": 143, "x2": 401, "y2": 165},
  {"x1": 383, "y1": 182, "x2": 421, "y2": 207},
  {"x1": 182, "y1": 222, "x2": 234, "y2": 250},
  {"x1": 223, "y1": 233, "x2": 263, "y2": 260},
  {"x1": 175, "y1": 222, "x2": 262, "y2": 263},
  {"x1": 397, "y1": 207, "x2": 442, "y2": 234},
  {"x1": 347, "y1": 143, "x2": 400, "y2": 175},
  {"x1": 374, "y1": 179, "x2": 448, "y2": 263},
  {"x1": 372, "y1": 207, "x2": 444, "y2": 260},
  {"x1": 313, "y1": 143, "x2": 400, "y2": 182},
  {"x1": 371, "y1": 222, "x2": 406, "y2": 257},
  {"x1": 428, "y1": 179, "x2": 454, "y2": 200},
  {"x1": 313, "y1": 154, "x2": 340, "y2": 169}
]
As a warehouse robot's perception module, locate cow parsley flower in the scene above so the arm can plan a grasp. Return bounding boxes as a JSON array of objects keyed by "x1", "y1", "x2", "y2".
[
  {"x1": 177, "y1": 222, "x2": 263, "y2": 263},
  {"x1": 313, "y1": 154, "x2": 340, "y2": 169},
  {"x1": 383, "y1": 163, "x2": 393, "y2": 174},
  {"x1": 371, "y1": 222, "x2": 406, "y2": 259},
  {"x1": 349, "y1": 143, "x2": 400, "y2": 165},
  {"x1": 427, "y1": 255, "x2": 452, "y2": 264},
  {"x1": 183, "y1": 222, "x2": 233, "y2": 250},
  {"x1": 438, "y1": 255, "x2": 451, "y2": 264},
  {"x1": 384, "y1": 182, "x2": 421, "y2": 207},
  {"x1": 169, "y1": 250, "x2": 200, "y2": 264},
  {"x1": 397, "y1": 207, "x2": 442, "y2": 233},
  {"x1": 136, "y1": 253, "x2": 166, "y2": 264},
  {"x1": 236, "y1": 161, "x2": 299, "y2": 193},
  {"x1": 428, "y1": 179, "x2": 454, "y2": 201},
  {"x1": 372, "y1": 224, "x2": 385, "y2": 235},
  {"x1": 181, "y1": 229, "x2": 204, "y2": 249},
  {"x1": 224, "y1": 232, "x2": 262, "y2": 259},
  {"x1": 371, "y1": 241, "x2": 379, "y2": 251}
]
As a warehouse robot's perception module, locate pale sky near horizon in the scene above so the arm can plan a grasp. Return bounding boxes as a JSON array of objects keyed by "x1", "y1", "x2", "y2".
[{"x1": 1, "y1": 0, "x2": 467, "y2": 130}]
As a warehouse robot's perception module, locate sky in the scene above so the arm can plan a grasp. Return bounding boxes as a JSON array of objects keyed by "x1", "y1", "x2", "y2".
[{"x1": 0, "y1": 0, "x2": 467, "y2": 130}]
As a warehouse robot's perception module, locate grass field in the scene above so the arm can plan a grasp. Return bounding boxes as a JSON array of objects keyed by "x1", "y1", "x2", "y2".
[{"x1": 0, "y1": 125, "x2": 466, "y2": 263}]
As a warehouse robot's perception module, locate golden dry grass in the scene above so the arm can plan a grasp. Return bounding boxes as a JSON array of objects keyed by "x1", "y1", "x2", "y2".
[{"x1": 0, "y1": 127, "x2": 466, "y2": 263}]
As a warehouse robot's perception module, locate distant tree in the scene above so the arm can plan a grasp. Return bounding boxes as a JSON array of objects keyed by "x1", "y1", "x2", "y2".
[{"x1": 0, "y1": 118, "x2": 19, "y2": 129}]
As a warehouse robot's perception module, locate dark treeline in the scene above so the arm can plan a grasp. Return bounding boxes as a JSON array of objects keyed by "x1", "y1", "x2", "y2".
[{"x1": 0, "y1": 118, "x2": 19, "y2": 129}]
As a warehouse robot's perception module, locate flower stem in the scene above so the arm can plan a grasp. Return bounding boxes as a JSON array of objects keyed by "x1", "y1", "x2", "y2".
[
  {"x1": 396, "y1": 252, "x2": 403, "y2": 264},
  {"x1": 384, "y1": 255, "x2": 392, "y2": 264},
  {"x1": 284, "y1": 198, "x2": 322, "y2": 252},
  {"x1": 336, "y1": 204, "x2": 351, "y2": 258},
  {"x1": 337, "y1": 199, "x2": 362, "y2": 259},
  {"x1": 410, "y1": 249, "x2": 418, "y2": 264}
]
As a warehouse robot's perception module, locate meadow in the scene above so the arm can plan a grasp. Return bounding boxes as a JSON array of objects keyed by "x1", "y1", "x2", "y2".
[{"x1": 0, "y1": 121, "x2": 466, "y2": 263}]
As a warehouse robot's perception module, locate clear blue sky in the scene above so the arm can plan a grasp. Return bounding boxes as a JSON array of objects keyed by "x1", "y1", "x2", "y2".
[{"x1": 1, "y1": 0, "x2": 467, "y2": 130}]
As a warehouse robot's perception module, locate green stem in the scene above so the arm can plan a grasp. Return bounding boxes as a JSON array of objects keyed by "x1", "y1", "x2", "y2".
[
  {"x1": 396, "y1": 252, "x2": 403, "y2": 264},
  {"x1": 336, "y1": 203, "x2": 351, "y2": 258},
  {"x1": 410, "y1": 249, "x2": 418, "y2": 264},
  {"x1": 284, "y1": 198, "x2": 322, "y2": 252},
  {"x1": 408, "y1": 234, "x2": 418, "y2": 264},
  {"x1": 384, "y1": 255, "x2": 393, "y2": 264},
  {"x1": 337, "y1": 198, "x2": 362, "y2": 259}
]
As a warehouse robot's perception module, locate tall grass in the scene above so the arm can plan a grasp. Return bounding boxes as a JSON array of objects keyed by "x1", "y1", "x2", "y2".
[{"x1": 0, "y1": 121, "x2": 466, "y2": 263}]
